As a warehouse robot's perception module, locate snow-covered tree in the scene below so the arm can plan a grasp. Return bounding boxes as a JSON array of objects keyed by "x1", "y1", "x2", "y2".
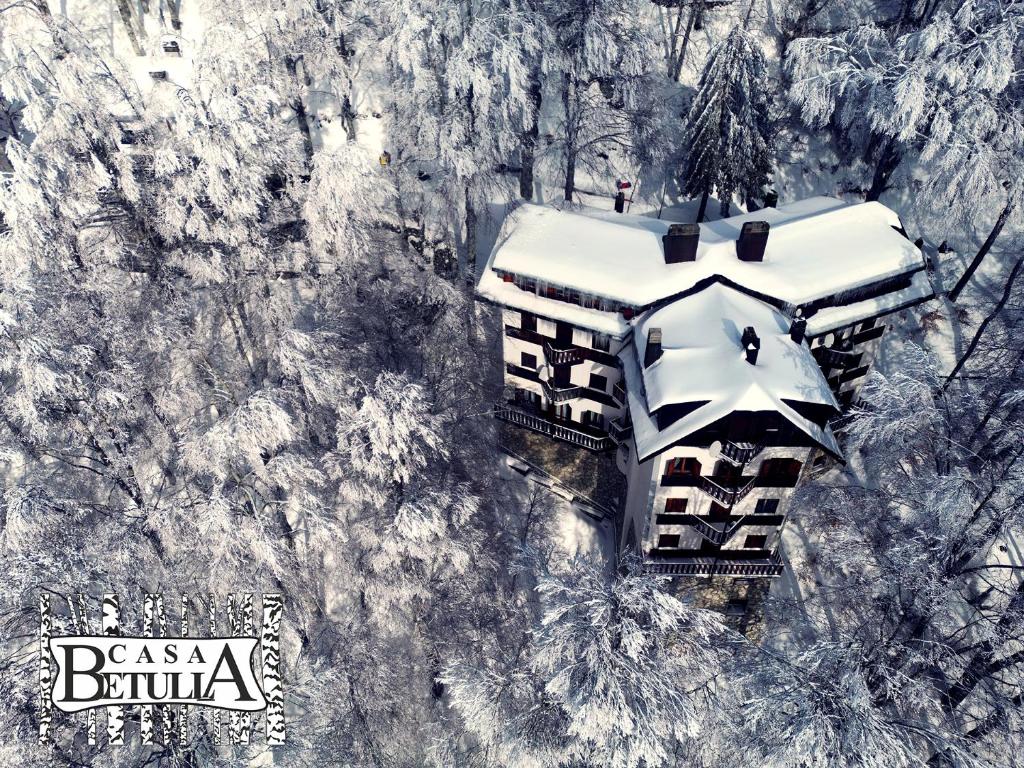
[
  {"x1": 681, "y1": 27, "x2": 773, "y2": 219},
  {"x1": 787, "y1": 1, "x2": 1024, "y2": 297},
  {"x1": 445, "y1": 557, "x2": 732, "y2": 767}
]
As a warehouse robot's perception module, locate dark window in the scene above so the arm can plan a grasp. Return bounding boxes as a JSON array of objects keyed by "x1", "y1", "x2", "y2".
[
  {"x1": 592, "y1": 333, "x2": 610, "y2": 352},
  {"x1": 657, "y1": 534, "x2": 680, "y2": 549},
  {"x1": 520, "y1": 312, "x2": 536, "y2": 333},
  {"x1": 589, "y1": 373, "x2": 608, "y2": 392},
  {"x1": 665, "y1": 498, "x2": 688, "y2": 513},
  {"x1": 665, "y1": 457, "x2": 702, "y2": 477},
  {"x1": 754, "y1": 498, "x2": 780, "y2": 515},
  {"x1": 521, "y1": 352, "x2": 537, "y2": 369},
  {"x1": 744, "y1": 534, "x2": 768, "y2": 549},
  {"x1": 568, "y1": 291, "x2": 581, "y2": 305},
  {"x1": 759, "y1": 458, "x2": 802, "y2": 487},
  {"x1": 726, "y1": 598, "x2": 748, "y2": 616},
  {"x1": 656, "y1": 513, "x2": 689, "y2": 525}
]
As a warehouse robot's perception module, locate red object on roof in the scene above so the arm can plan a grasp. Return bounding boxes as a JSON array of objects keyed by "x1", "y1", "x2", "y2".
[{"x1": 616, "y1": 180, "x2": 632, "y2": 190}]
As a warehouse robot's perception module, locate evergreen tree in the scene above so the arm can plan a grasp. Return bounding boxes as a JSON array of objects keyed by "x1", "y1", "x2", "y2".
[{"x1": 681, "y1": 28, "x2": 773, "y2": 219}]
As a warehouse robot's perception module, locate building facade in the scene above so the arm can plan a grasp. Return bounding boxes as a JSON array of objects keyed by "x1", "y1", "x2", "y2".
[{"x1": 478, "y1": 197, "x2": 933, "y2": 578}]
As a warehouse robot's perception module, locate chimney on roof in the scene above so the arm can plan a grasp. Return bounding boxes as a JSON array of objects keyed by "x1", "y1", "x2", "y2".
[
  {"x1": 614, "y1": 191, "x2": 626, "y2": 213},
  {"x1": 790, "y1": 318, "x2": 807, "y2": 345},
  {"x1": 662, "y1": 223, "x2": 700, "y2": 264},
  {"x1": 737, "y1": 221, "x2": 770, "y2": 262},
  {"x1": 644, "y1": 328, "x2": 663, "y2": 367},
  {"x1": 741, "y1": 326, "x2": 760, "y2": 365}
]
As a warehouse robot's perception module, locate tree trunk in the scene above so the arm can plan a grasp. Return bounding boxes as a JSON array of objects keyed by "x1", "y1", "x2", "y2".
[
  {"x1": 562, "y1": 74, "x2": 576, "y2": 202},
  {"x1": 719, "y1": 196, "x2": 731, "y2": 218},
  {"x1": 519, "y1": 70, "x2": 542, "y2": 200},
  {"x1": 342, "y1": 95, "x2": 358, "y2": 143},
  {"x1": 943, "y1": 580, "x2": 1024, "y2": 712},
  {"x1": 944, "y1": 256, "x2": 1024, "y2": 388},
  {"x1": 464, "y1": 186, "x2": 477, "y2": 283},
  {"x1": 115, "y1": 0, "x2": 145, "y2": 56},
  {"x1": 696, "y1": 190, "x2": 709, "y2": 222},
  {"x1": 563, "y1": 152, "x2": 576, "y2": 202},
  {"x1": 672, "y1": 0, "x2": 702, "y2": 81},
  {"x1": 866, "y1": 136, "x2": 900, "y2": 201},
  {"x1": 949, "y1": 195, "x2": 1017, "y2": 302},
  {"x1": 285, "y1": 56, "x2": 315, "y2": 165},
  {"x1": 665, "y1": 3, "x2": 686, "y2": 80},
  {"x1": 292, "y1": 99, "x2": 315, "y2": 165}
]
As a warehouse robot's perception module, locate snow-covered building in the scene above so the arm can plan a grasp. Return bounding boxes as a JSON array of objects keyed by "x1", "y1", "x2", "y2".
[{"x1": 478, "y1": 197, "x2": 934, "y2": 577}]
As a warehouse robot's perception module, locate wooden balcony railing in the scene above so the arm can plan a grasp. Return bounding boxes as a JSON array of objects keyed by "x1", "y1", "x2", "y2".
[
  {"x1": 718, "y1": 440, "x2": 764, "y2": 466},
  {"x1": 699, "y1": 475, "x2": 757, "y2": 505},
  {"x1": 543, "y1": 340, "x2": 586, "y2": 366},
  {"x1": 609, "y1": 417, "x2": 633, "y2": 444},
  {"x1": 540, "y1": 379, "x2": 583, "y2": 403},
  {"x1": 494, "y1": 404, "x2": 613, "y2": 452},
  {"x1": 643, "y1": 550, "x2": 784, "y2": 577}
]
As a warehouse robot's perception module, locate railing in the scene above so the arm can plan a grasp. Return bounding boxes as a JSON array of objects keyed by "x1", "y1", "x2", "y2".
[
  {"x1": 813, "y1": 346, "x2": 860, "y2": 369},
  {"x1": 851, "y1": 325, "x2": 884, "y2": 345},
  {"x1": 609, "y1": 417, "x2": 633, "y2": 444},
  {"x1": 613, "y1": 381, "x2": 627, "y2": 405},
  {"x1": 719, "y1": 440, "x2": 764, "y2": 466},
  {"x1": 838, "y1": 365, "x2": 870, "y2": 384},
  {"x1": 541, "y1": 379, "x2": 583, "y2": 403},
  {"x1": 682, "y1": 515, "x2": 729, "y2": 545},
  {"x1": 543, "y1": 340, "x2": 586, "y2": 366},
  {"x1": 699, "y1": 475, "x2": 756, "y2": 505},
  {"x1": 494, "y1": 404, "x2": 613, "y2": 452},
  {"x1": 505, "y1": 363, "x2": 541, "y2": 383},
  {"x1": 644, "y1": 550, "x2": 784, "y2": 577}
]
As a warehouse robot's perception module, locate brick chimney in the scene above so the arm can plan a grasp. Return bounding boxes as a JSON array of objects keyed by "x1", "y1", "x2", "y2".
[
  {"x1": 644, "y1": 328, "x2": 663, "y2": 367},
  {"x1": 662, "y1": 223, "x2": 700, "y2": 264},
  {"x1": 741, "y1": 326, "x2": 760, "y2": 364},
  {"x1": 737, "y1": 221, "x2": 770, "y2": 262}
]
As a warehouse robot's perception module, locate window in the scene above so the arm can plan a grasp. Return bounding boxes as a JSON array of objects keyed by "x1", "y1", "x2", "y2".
[
  {"x1": 583, "y1": 410, "x2": 605, "y2": 430},
  {"x1": 588, "y1": 373, "x2": 608, "y2": 392},
  {"x1": 521, "y1": 352, "x2": 537, "y2": 370},
  {"x1": 657, "y1": 534, "x2": 680, "y2": 549},
  {"x1": 743, "y1": 534, "x2": 768, "y2": 549},
  {"x1": 656, "y1": 514, "x2": 689, "y2": 525},
  {"x1": 754, "y1": 498, "x2": 780, "y2": 515},
  {"x1": 665, "y1": 457, "x2": 702, "y2": 477},
  {"x1": 726, "y1": 598, "x2": 748, "y2": 617},
  {"x1": 664, "y1": 498, "x2": 688, "y2": 513},
  {"x1": 758, "y1": 458, "x2": 802, "y2": 487},
  {"x1": 568, "y1": 290, "x2": 581, "y2": 305},
  {"x1": 520, "y1": 311, "x2": 536, "y2": 333},
  {"x1": 592, "y1": 333, "x2": 610, "y2": 352}
]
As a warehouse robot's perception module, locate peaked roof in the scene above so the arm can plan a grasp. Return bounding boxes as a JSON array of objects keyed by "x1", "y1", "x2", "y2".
[
  {"x1": 624, "y1": 284, "x2": 842, "y2": 461},
  {"x1": 488, "y1": 197, "x2": 923, "y2": 308}
]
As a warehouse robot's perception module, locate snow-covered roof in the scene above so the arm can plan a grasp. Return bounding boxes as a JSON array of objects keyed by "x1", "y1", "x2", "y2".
[
  {"x1": 487, "y1": 197, "x2": 924, "y2": 308},
  {"x1": 476, "y1": 262, "x2": 630, "y2": 336},
  {"x1": 623, "y1": 284, "x2": 841, "y2": 461},
  {"x1": 806, "y1": 270, "x2": 934, "y2": 336}
]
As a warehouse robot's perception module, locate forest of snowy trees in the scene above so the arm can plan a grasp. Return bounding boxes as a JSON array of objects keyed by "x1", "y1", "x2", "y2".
[{"x1": 0, "y1": 0, "x2": 1022, "y2": 766}]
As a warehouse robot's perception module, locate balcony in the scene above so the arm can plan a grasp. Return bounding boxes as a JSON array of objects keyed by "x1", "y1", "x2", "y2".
[
  {"x1": 543, "y1": 340, "x2": 586, "y2": 366},
  {"x1": 609, "y1": 417, "x2": 633, "y2": 444},
  {"x1": 679, "y1": 511, "x2": 783, "y2": 546},
  {"x1": 643, "y1": 549, "x2": 785, "y2": 578},
  {"x1": 700, "y1": 475, "x2": 756, "y2": 505},
  {"x1": 540, "y1": 379, "x2": 583, "y2": 403},
  {"x1": 494, "y1": 403, "x2": 613, "y2": 452},
  {"x1": 718, "y1": 440, "x2": 764, "y2": 466},
  {"x1": 813, "y1": 346, "x2": 861, "y2": 369},
  {"x1": 612, "y1": 381, "x2": 627, "y2": 405}
]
